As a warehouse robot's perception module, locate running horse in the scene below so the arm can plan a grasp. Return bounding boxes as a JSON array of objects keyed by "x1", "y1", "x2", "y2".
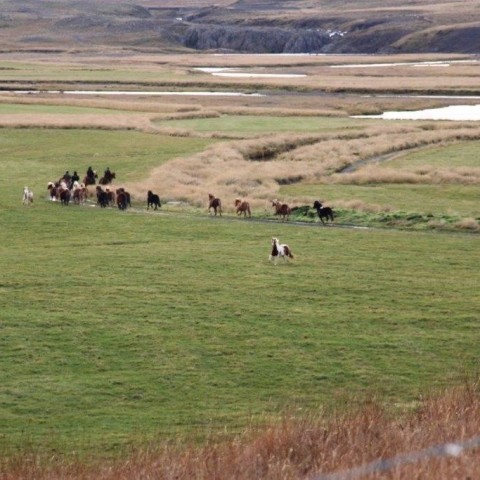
[
  {"x1": 99, "y1": 171, "x2": 116, "y2": 185},
  {"x1": 83, "y1": 171, "x2": 98, "y2": 186},
  {"x1": 235, "y1": 198, "x2": 251, "y2": 218},
  {"x1": 272, "y1": 200, "x2": 291, "y2": 221},
  {"x1": 313, "y1": 200, "x2": 334, "y2": 225},
  {"x1": 208, "y1": 194, "x2": 222, "y2": 216},
  {"x1": 22, "y1": 186, "x2": 34, "y2": 206},
  {"x1": 269, "y1": 237, "x2": 294, "y2": 264}
]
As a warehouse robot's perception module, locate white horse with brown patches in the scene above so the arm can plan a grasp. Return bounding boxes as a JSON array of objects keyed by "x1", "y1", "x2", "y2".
[{"x1": 269, "y1": 237, "x2": 294, "y2": 264}]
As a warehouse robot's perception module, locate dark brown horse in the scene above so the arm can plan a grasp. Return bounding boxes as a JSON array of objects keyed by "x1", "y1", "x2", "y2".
[
  {"x1": 235, "y1": 198, "x2": 251, "y2": 218},
  {"x1": 272, "y1": 200, "x2": 291, "y2": 221},
  {"x1": 147, "y1": 190, "x2": 161, "y2": 210},
  {"x1": 313, "y1": 200, "x2": 334, "y2": 224},
  {"x1": 116, "y1": 188, "x2": 131, "y2": 210},
  {"x1": 208, "y1": 194, "x2": 222, "y2": 216},
  {"x1": 99, "y1": 171, "x2": 116, "y2": 185},
  {"x1": 83, "y1": 173, "x2": 97, "y2": 186},
  {"x1": 96, "y1": 186, "x2": 109, "y2": 208}
]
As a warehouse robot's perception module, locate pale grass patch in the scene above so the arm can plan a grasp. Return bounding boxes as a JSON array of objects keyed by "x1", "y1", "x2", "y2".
[
  {"x1": 0, "y1": 113, "x2": 155, "y2": 131},
  {"x1": 454, "y1": 218, "x2": 480, "y2": 231},
  {"x1": 332, "y1": 199, "x2": 393, "y2": 213},
  {"x1": 0, "y1": 94, "x2": 201, "y2": 114},
  {"x1": 332, "y1": 166, "x2": 426, "y2": 185},
  {"x1": 427, "y1": 218, "x2": 448, "y2": 229},
  {"x1": 333, "y1": 165, "x2": 480, "y2": 185}
]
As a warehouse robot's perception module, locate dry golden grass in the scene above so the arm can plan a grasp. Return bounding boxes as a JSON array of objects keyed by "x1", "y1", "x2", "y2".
[
  {"x1": 1, "y1": 384, "x2": 479, "y2": 480},
  {"x1": 0, "y1": 113, "x2": 155, "y2": 131},
  {"x1": 454, "y1": 218, "x2": 480, "y2": 231},
  {"x1": 128, "y1": 122, "x2": 480, "y2": 211}
]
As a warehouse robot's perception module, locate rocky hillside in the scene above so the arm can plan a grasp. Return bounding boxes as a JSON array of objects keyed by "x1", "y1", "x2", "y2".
[{"x1": 0, "y1": 0, "x2": 479, "y2": 54}]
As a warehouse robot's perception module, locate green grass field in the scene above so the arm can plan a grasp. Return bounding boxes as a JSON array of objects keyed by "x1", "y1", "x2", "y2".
[
  {"x1": 154, "y1": 115, "x2": 377, "y2": 135},
  {"x1": 1, "y1": 126, "x2": 479, "y2": 457},
  {"x1": 282, "y1": 183, "x2": 480, "y2": 217},
  {"x1": 0, "y1": 128, "x2": 215, "y2": 196}
]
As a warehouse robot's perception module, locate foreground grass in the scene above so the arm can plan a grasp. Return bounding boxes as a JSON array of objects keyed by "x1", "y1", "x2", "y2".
[
  {"x1": 0, "y1": 199, "x2": 478, "y2": 454},
  {"x1": 1, "y1": 384, "x2": 479, "y2": 479}
]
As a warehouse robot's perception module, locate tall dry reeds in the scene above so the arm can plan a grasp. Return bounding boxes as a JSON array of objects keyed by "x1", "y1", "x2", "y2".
[{"x1": 1, "y1": 384, "x2": 479, "y2": 479}]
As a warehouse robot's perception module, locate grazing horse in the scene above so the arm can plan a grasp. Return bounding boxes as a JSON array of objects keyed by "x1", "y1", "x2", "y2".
[
  {"x1": 235, "y1": 199, "x2": 251, "y2": 218},
  {"x1": 22, "y1": 186, "x2": 33, "y2": 206},
  {"x1": 147, "y1": 190, "x2": 161, "y2": 210},
  {"x1": 208, "y1": 194, "x2": 222, "y2": 216},
  {"x1": 313, "y1": 200, "x2": 334, "y2": 224},
  {"x1": 272, "y1": 200, "x2": 291, "y2": 221},
  {"x1": 269, "y1": 237, "x2": 294, "y2": 264}
]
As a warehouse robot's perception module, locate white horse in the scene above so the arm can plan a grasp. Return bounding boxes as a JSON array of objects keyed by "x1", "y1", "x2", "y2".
[
  {"x1": 269, "y1": 237, "x2": 294, "y2": 264},
  {"x1": 22, "y1": 186, "x2": 33, "y2": 206}
]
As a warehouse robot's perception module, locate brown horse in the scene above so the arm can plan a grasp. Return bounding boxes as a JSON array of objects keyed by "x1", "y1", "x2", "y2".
[
  {"x1": 272, "y1": 200, "x2": 291, "y2": 221},
  {"x1": 99, "y1": 172, "x2": 116, "y2": 185},
  {"x1": 235, "y1": 198, "x2": 251, "y2": 218},
  {"x1": 83, "y1": 173, "x2": 97, "y2": 186},
  {"x1": 208, "y1": 194, "x2": 222, "y2": 216}
]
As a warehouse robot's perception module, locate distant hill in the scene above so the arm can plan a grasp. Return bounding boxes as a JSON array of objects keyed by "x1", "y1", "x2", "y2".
[{"x1": 0, "y1": 0, "x2": 479, "y2": 54}]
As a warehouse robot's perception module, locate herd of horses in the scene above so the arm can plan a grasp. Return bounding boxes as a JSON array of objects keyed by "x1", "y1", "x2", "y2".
[
  {"x1": 209, "y1": 194, "x2": 334, "y2": 224},
  {"x1": 27, "y1": 170, "x2": 335, "y2": 228},
  {"x1": 24, "y1": 178, "x2": 335, "y2": 267},
  {"x1": 45, "y1": 176, "x2": 136, "y2": 211}
]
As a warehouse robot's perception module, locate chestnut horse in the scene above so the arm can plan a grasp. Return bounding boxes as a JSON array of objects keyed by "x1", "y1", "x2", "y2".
[
  {"x1": 272, "y1": 200, "x2": 291, "y2": 221},
  {"x1": 208, "y1": 194, "x2": 222, "y2": 216},
  {"x1": 269, "y1": 237, "x2": 294, "y2": 264},
  {"x1": 235, "y1": 198, "x2": 251, "y2": 218}
]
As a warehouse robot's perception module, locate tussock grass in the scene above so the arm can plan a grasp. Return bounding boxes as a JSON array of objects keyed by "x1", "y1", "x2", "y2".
[
  {"x1": 331, "y1": 165, "x2": 480, "y2": 185},
  {"x1": 454, "y1": 217, "x2": 480, "y2": 231},
  {"x1": 137, "y1": 122, "x2": 480, "y2": 214}
]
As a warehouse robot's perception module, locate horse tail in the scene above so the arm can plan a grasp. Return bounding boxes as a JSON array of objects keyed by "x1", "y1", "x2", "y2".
[{"x1": 284, "y1": 245, "x2": 294, "y2": 259}]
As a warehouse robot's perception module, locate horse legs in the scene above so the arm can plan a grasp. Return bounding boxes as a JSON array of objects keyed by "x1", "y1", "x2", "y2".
[{"x1": 316, "y1": 210, "x2": 325, "y2": 224}]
